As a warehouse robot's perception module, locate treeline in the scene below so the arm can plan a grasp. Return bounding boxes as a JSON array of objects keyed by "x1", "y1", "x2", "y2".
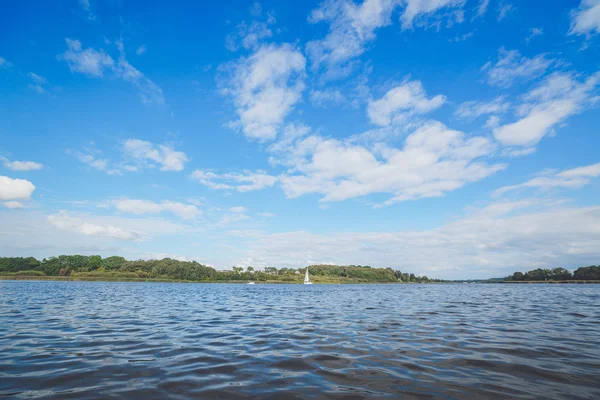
[
  {"x1": 504, "y1": 266, "x2": 600, "y2": 282},
  {"x1": 0, "y1": 256, "x2": 438, "y2": 283}
]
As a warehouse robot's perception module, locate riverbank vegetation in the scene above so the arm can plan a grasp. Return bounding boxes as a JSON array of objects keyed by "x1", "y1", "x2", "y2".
[
  {"x1": 0, "y1": 256, "x2": 439, "y2": 284},
  {"x1": 504, "y1": 266, "x2": 600, "y2": 282}
]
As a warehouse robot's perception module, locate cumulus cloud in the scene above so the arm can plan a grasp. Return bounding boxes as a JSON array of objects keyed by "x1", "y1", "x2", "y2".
[
  {"x1": 0, "y1": 176, "x2": 35, "y2": 201},
  {"x1": 48, "y1": 211, "x2": 146, "y2": 241},
  {"x1": 278, "y1": 121, "x2": 504, "y2": 206},
  {"x1": 112, "y1": 199, "x2": 201, "y2": 220},
  {"x1": 123, "y1": 139, "x2": 188, "y2": 171},
  {"x1": 569, "y1": 0, "x2": 600, "y2": 36},
  {"x1": 222, "y1": 43, "x2": 306, "y2": 140},
  {"x1": 494, "y1": 162, "x2": 600, "y2": 196},
  {"x1": 190, "y1": 169, "x2": 277, "y2": 192},
  {"x1": 1, "y1": 157, "x2": 43, "y2": 171},
  {"x1": 493, "y1": 71, "x2": 600, "y2": 147},
  {"x1": 367, "y1": 80, "x2": 446, "y2": 126},
  {"x1": 482, "y1": 48, "x2": 555, "y2": 88},
  {"x1": 454, "y1": 96, "x2": 510, "y2": 119},
  {"x1": 229, "y1": 206, "x2": 248, "y2": 213}
]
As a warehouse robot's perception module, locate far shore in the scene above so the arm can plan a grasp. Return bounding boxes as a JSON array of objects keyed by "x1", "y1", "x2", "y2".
[{"x1": 2, "y1": 276, "x2": 599, "y2": 284}]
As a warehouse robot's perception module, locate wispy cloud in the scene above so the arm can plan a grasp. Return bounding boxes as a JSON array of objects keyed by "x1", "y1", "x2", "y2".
[
  {"x1": 122, "y1": 139, "x2": 188, "y2": 171},
  {"x1": 1, "y1": 156, "x2": 43, "y2": 171},
  {"x1": 455, "y1": 96, "x2": 510, "y2": 119},
  {"x1": 48, "y1": 211, "x2": 146, "y2": 241},
  {"x1": 569, "y1": 0, "x2": 600, "y2": 37},
  {"x1": 482, "y1": 48, "x2": 555, "y2": 88},
  {"x1": 493, "y1": 71, "x2": 600, "y2": 148},
  {"x1": 494, "y1": 162, "x2": 600, "y2": 196},
  {"x1": 58, "y1": 38, "x2": 164, "y2": 105},
  {"x1": 112, "y1": 198, "x2": 201, "y2": 220},
  {"x1": 190, "y1": 169, "x2": 277, "y2": 192}
]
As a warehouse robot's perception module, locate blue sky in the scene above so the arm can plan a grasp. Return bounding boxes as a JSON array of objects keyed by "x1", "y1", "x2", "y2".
[{"x1": 1, "y1": 0, "x2": 599, "y2": 279}]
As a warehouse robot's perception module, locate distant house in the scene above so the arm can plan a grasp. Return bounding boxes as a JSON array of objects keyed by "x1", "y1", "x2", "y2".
[{"x1": 220, "y1": 269, "x2": 233, "y2": 273}]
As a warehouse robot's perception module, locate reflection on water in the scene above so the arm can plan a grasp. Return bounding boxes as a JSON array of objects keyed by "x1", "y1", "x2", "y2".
[{"x1": 1, "y1": 281, "x2": 599, "y2": 399}]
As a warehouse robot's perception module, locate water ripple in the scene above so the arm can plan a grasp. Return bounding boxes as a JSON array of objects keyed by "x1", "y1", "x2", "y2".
[{"x1": 1, "y1": 281, "x2": 599, "y2": 399}]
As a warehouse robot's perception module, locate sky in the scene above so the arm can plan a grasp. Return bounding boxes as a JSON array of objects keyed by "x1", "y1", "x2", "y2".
[{"x1": 1, "y1": 0, "x2": 600, "y2": 279}]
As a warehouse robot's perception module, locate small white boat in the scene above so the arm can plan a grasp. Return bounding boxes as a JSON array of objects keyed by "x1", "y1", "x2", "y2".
[
  {"x1": 304, "y1": 267, "x2": 313, "y2": 285},
  {"x1": 247, "y1": 281, "x2": 255, "y2": 285}
]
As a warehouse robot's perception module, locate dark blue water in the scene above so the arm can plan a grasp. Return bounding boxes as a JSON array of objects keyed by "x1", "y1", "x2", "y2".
[{"x1": 1, "y1": 281, "x2": 599, "y2": 399}]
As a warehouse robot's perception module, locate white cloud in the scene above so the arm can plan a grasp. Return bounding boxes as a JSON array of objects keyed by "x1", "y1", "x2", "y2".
[
  {"x1": 225, "y1": 5, "x2": 276, "y2": 52},
  {"x1": 78, "y1": 0, "x2": 96, "y2": 20},
  {"x1": 278, "y1": 121, "x2": 504, "y2": 205},
  {"x1": 475, "y1": 0, "x2": 489, "y2": 18},
  {"x1": 257, "y1": 212, "x2": 276, "y2": 218},
  {"x1": 497, "y1": 3, "x2": 515, "y2": 21},
  {"x1": 310, "y1": 89, "x2": 346, "y2": 108},
  {"x1": 136, "y1": 44, "x2": 147, "y2": 55},
  {"x1": 482, "y1": 48, "x2": 554, "y2": 88},
  {"x1": 399, "y1": 0, "x2": 464, "y2": 29},
  {"x1": 367, "y1": 80, "x2": 446, "y2": 126},
  {"x1": 1, "y1": 157, "x2": 43, "y2": 171},
  {"x1": 3, "y1": 201, "x2": 25, "y2": 209},
  {"x1": 493, "y1": 71, "x2": 600, "y2": 147},
  {"x1": 0, "y1": 176, "x2": 35, "y2": 200},
  {"x1": 526, "y1": 27, "x2": 543, "y2": 43},
  {"x1": 59, "y1": 38, "x2": 164, "y2": 105},
  {"x1": 222, "y1": 43, "x2": 306, "y2": 140},
  {"x1": 234, "y1": 201, "x2": 600, "y2": 278},
  {"x1": 306, "y1": 0, "x2": 397, "y2": 78},
  {"x1": 494, "y1": 162, "x2": 600, "y2": 196},
  {"x1": 112, "y1": 198, "x2": 201, "y2": 220},
  {"x1": 455, "y1": 96, "x2": 510, "y2": 119},
  {"x1": 113, "y1": 55, "x2": 165, "y2": 105},
  {"x1": 304, "y1": 0, "x2": 462, "y2": 79},
  {"x1": 218, "y1": 213, "x2": 251, "y2": 226},
  {"x1": 69, "y1": 150, "x2": 121, "y2": 175},
  {"x1": 123, "y1": 139, "x2": 188, "y2": 171},
  {"x1": 0, "y1": 56, "x2": 12, "y2": 68},
  {"x1": 48, "y1": 211, "x2": 146, "y2": 241},
  {"x1": 569, "y1": 0, "x2": 600, "y2": 36},
  {"x1": 59, "y1": 38, "x2": 114, "y2": 77},
  {"x1": 190, "y1": 169, "x2": 277, "y2": 192},
  {"x1": 229, "y1": 206, "x2": 248, "y2": 213}
]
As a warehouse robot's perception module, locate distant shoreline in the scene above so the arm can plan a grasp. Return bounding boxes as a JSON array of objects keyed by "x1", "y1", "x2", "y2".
[
  {"x1": 0, "y1": 276, "x2": 407, "y2": 284},
  {"x1": 2, "y1": 276, "x2": 599, "y2": 284}
]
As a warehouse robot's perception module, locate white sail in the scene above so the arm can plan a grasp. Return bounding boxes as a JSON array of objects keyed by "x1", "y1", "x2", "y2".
[{"x1": 304, "y1": 267, "x2": 313, "y2": 284}]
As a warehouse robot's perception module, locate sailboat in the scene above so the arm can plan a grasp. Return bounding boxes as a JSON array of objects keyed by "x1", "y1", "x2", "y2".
[{"x1": 304, "y1": 267, "x2": 313, "y2": 285}]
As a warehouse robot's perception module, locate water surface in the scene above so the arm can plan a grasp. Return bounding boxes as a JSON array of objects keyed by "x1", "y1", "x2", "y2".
[{"x1": 1, "y1": 281, "x2": 599, "y2": 399}]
